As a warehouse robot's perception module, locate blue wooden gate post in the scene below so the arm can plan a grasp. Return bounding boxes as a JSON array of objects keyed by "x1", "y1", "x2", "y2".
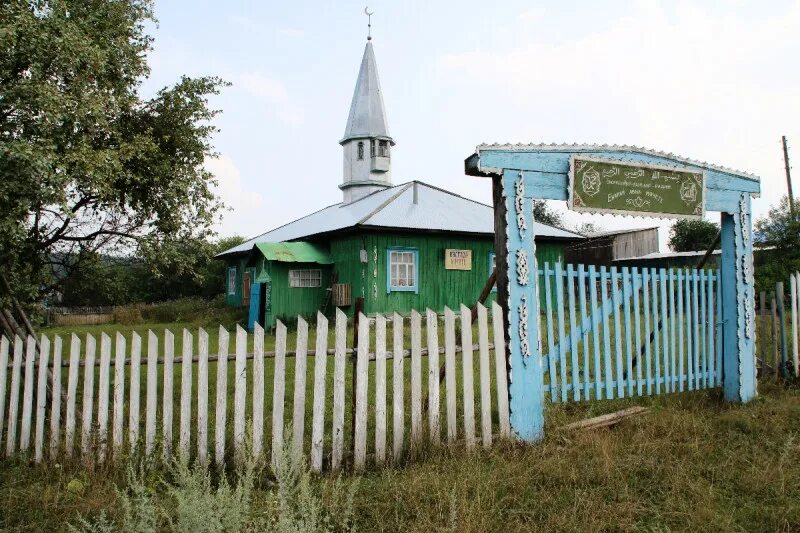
[
  {"x1": 720, "y1": 193, "x2": 757, "y2": 402},
  {"x1": 503, "y1": 169, "x2": 545, "y2": 441}
]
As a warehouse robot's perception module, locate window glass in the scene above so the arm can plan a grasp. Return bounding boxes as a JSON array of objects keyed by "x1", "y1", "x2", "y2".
[
  {"x1": 228, "y1": 267, "x2": 237, "y2": 295},
  {"x1": 289, "y1": 269, "x2": 322, "y2": 288},
  {"x1": 357, "y1": 141, "x2": 364, "y2": 160},
  {"x1": 388, "y1": 249, "x2": 417, "y2": 291}
]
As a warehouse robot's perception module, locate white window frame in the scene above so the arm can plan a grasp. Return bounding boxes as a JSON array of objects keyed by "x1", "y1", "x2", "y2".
[
  {"x1": 289, "y1": 269, "x2": 322, "y2": 288},
  {"x1": 387, "y1": 247, "x2": 418, "y2": 293},
  {"x1": 227, "y1": 267, "x2": 237, "y2": 295}
]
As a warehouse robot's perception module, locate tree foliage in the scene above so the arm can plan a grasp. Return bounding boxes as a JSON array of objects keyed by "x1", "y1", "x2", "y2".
[
  {"x1": 532, "y1": 200, "x2": 564, "y2": 228},
  {"x1": 0, "y1": 0, "x2": 227, "y2": 309},
  {"x1": 668, "y1": 219, "x2": 720, "y2": 252},
  {"x1": 574, "y1": 221, "x2": 602, "y2": 236},
  {"x1": 754, "y1": 196, "x2": 800, "y2": 293}
]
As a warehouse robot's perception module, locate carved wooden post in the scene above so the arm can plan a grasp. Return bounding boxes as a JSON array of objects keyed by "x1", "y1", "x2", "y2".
[{"x1": 720, "y1": 193, "x2": 757, "y2": 402}]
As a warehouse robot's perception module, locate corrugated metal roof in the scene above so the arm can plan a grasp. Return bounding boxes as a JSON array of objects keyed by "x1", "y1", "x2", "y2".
[
  {"x1": 253, "y1": 242, "x2": 333, "y2": 264},
  {"x1": 586, "y1": 227, "x2": 660, "y2": 238},
  {"x1": 217, "y1": 181, "x2": 583, "y2": 257}
]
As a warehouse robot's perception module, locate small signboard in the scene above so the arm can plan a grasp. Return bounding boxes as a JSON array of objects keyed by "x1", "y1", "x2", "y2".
[
  {"x1": 569, "y1": 156, "x2": 704, "y2": 219},
  {"x1": 445, "y1": 249, "x2": 472, "y2": 270}
]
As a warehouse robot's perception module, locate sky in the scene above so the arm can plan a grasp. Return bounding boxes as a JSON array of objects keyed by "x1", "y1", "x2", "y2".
[{"x1": 142, "y1": 0, "x2": 800, "y2": 250}]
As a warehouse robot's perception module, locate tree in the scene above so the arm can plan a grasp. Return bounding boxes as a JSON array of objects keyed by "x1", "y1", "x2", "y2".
[
  {"x1": 668, "y1": 219, "x2": 720, "y2": 252},
  {"x1": 754, "y1": 195, "x2": 800, "y2": 293},
  {"x1": 532, "y1": 200, "x2": 564, "y2": 228},
  {"x1": 574, "y1": 221, "x2": 602, "y2": 236},
  {"x1": 0, "y1": 1, "x2": 227, "y2": 335}
]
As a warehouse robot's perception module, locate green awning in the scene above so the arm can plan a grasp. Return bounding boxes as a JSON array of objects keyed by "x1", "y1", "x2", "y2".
[{"x1": 252, "y1": 241, "x2": 333, "y2": 264}]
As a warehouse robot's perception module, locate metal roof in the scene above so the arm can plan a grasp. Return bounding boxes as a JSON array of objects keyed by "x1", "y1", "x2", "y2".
[
  {"x1": 585, "y1": 226, "x2": 660, "y2": 238},
  {"x1": 473, "y1": 143, "x2": 760, "y2": 181},
  {"x1": 253, "y1": 242, "x2": 333, "y2": 264},
  {"x1": 217, "y1": 181, "x2": 584, "y2": 257},
  {"x1": 340, "y1": 41, "x2": 393, "y2": 145}
]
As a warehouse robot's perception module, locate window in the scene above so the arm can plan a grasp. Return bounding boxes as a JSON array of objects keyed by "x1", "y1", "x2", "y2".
[
  {"x1": 227, "y1": 267, "x2": 237, "y2": 295},
  {"x1": 387, "y1": 248, "x2": 418, "y2": 292},
  {"x1": 357, "y1": 141, "x2": 364, "y2": 160},
  {"x1": 370, "y1": 139, "x2": 376, "y2": 157},
  {"x1": 378, "y1": 140, "x2": 389, "y2": 157},
  {"x1": 289, "y1": 269, "x2": 322, "y2": 288}
]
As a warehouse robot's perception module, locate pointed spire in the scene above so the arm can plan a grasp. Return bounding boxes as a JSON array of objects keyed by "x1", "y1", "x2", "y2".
[{"x1": 340, "y1": 41, "x2": 393, "y2": 145}]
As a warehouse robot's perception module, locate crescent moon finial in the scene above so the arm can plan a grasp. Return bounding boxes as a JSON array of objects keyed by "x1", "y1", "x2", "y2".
[{"x1": 364, "y1": 6, "x2": 373, "y2": 40}]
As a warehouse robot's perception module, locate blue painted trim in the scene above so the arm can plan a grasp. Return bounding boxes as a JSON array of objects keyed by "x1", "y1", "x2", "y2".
[{"x1": 386, "y1": 247, "x2": 419, "y2": 294}]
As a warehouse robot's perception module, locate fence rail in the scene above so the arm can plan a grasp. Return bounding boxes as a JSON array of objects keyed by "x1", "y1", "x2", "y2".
[{"x1": 0, "y1": 302, "x2": 511, "y2": 472}]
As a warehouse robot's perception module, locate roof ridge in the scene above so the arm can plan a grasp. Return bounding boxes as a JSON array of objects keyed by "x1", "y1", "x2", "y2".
[{"x1": 357, "y1": 182, "x2": 414, "y2": 224}]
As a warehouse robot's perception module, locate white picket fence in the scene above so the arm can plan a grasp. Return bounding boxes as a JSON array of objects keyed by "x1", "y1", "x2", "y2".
[{"x1": 0, "y1": 303, "x2": 510, "y2": 472}]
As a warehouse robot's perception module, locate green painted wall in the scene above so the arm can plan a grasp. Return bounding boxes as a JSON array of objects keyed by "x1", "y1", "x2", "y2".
[
  {"x1": 261, "y1": 260, "x2": 332, "y2": 328},
  {"x1": 223, "y1": 256, "x2": 253, "y2": 307}
]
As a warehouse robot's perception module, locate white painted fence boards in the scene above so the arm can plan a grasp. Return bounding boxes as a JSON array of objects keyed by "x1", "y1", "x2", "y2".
[
  {"x1": 374, "y1": 314, "x2": 387, "y2": 466},
  {"x1": 97, "y1": 333, "x2": 111, "y2": 461},
  {"x1": 128, "y1": 332, "x2": 141, "y2": 450},
  {"x1": 145, "y1": 331, "x2": 158, "y2": 457},
  {"x1": 179, "y1": 329, "x2": 193, "y2": 460},
  {"x1": 7, "y1": 337, "x2": 23, "y2": 456},
  {"x1": 20, "y1": 336, "x2": 36, "y2": 452},
  {"x1": 49, "y1": 336, "x2": 63, "y2": 459},
  {"x1": 476, "y1": 304, "x2": 492, "y2": 447},
  {"x1": 162, "y1": 329, "x2": 174, "y2": 460},
  {"x1": 81, "y1": 334, "x2": 96, "y2": 458},
  {"x1": 460, "y1": 305, "x2": 476, "y2": 450},
  {"x1": 234, "y1": 325, "x2": 247, "y2": 458},
  {"x1": 34, "y1": 335, "x2": 50, "y2": 462},
  {"x1": 410, "y1": 310, "x2": 422, "y2": 445},
  {"x1": 197, "y1": 328, "x2": 209, "y2": 464},
  {"x1": 64, "y1": 335, "x2": 80, "y2": 457},
  {"x1": 112, "y1": 333, "x2": 126, "y2": 454},
  {"x1": 354, "y1": 314, "x2": 369, "y2": 471},
  {"x1": 271, "y1": 321, "x2": 287, "y2": 469},
  {"x1": 392, "y1": 313, "x2": 404, "y2": 462},
  {"x1": 0, "y1": 337, "x2": 8, "y2": 453},
  {"x1": 793, "y1": 273, "x2": 799, "y2": 377},
  {"x1": 310, "y1": 312, "x2": 329, "y2": 473},
  {"x1": 492, "y1": 302, "x2": 511, "y2": 437},
  {"x1": 252, "y1": 324, "x2": 264, "y2": 459},
  {"x1": 426, "y1": 309, "x2": 440, "y2": 445},
  {"x1": 291, "y1": 317, "x2": 309, "y2": 466},
  {"x1": 444, "y1": 308, "x2": 458, "y2": 443},
  {"x1": 215, "y1": 326, "x2": 229, "y2": 467},
  {"x1": 331, "y1": 309, "x2": 347, "y2": 471}
]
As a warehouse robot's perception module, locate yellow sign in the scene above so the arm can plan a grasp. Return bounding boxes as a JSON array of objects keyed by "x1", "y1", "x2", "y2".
[{"x1": 445, "y1": 249, "x2": 472, "y2": 270}]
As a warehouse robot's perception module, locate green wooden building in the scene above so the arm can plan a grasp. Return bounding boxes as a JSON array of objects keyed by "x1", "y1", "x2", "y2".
[{"x1": 216, "y1": 38, "x2": 583, "y2": 329}]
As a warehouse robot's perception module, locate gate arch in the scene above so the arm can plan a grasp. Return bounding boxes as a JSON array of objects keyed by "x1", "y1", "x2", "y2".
[{"x1": 466, "y1": 144, "x2": 760, "y2": 442}]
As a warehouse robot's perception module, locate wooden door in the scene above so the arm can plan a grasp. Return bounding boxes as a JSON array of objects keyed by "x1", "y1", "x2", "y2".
[{"x1": 243, "y1": 271, "x2": 252, "y2": 307}]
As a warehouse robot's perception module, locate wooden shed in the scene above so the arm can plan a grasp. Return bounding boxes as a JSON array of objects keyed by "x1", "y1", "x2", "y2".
[{"x1": 564, "y1": 227, "x2": 659, "y2": 266}]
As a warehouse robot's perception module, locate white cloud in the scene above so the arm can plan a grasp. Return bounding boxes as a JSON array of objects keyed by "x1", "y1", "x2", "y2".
[
  {"x1": 237, "y1": 72, "x2": 305, "y2": 127},
  {"x1": 277, "y1": 27, "x2": 305, "y2": 39},
  {"x1": 439, "y1": 2, "x2": 800, "y2": 247},
  {"x1": 206, "y1": 155, "x2": 263, "y2": 238}
]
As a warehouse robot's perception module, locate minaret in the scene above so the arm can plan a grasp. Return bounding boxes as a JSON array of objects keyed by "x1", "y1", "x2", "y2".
[{"x1": 340, "y1": 30, "x2": 394, "y2": 203}]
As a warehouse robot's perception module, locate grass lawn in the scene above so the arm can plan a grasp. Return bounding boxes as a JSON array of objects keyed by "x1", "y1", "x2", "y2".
[{"x1": 2, "y1": 381, "x2": 800, "y2": 531}]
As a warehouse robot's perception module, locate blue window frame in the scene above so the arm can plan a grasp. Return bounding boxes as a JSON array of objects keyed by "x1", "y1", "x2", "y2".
[
  {"x1": 488, "y1": 251, "x2": 497, "y2": 292},
  {"x1": 386, "y1": 247, "x2": 419, "y2": 293}
]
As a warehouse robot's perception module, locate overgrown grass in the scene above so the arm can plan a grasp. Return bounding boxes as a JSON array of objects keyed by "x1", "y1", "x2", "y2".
[{"x1": 2, "y1": 382, "x2": 800, "y2": 531}]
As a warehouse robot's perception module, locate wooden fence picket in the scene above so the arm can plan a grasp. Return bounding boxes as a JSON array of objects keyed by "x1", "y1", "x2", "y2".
[
  {"x1": 374, "y1": 314, "x2": 387, "y2": 465},
  {"x1": 163, "y1": 329, "x2": 175, "y2": 460},
  {"x1": 331, "y1": 310, "x2": 347, "y2": 471},
  {"x1": 588, "y1": 265, "x2": 602, "y2": 400},
  {"x1": 234, "y1": 325, "x2": 247, "y2": 459},
  {"x1": 459, "y1": 305, "x2": 475, "y2": 450},
  {"x1": 81, "y1": 334, "x2": 96, "y2": 459},
  {"x1": 129, "y1": 332, "x2": 141, "y2": 450},
  {"x1": 271, "y1": 321, "x2": 287, "y2": 469},
  {"x1": 658, "y1": 269, "x2": 671, "y2": 393},
  {"x1": 610, "y1": 267, "x2": 624, "y2": 398},
  {"x1": 555, "y1": 262, "x2": 569, "y2": 402},
  {"x1": 49, "y1": 336, "x2": 62, "y2": 459},
  {"x1": 443, "y1": 307, "x2": 457, "y2": 443},
  {"x1": 215, "y1": 326, "x2": 229, "y2": 467},
  {"x1": 577, "y1": 264, "x2": 591, "y2": 399},
  {"x1": 392, "y1": 312, "x2": 404, "y2": 461},
  {"x1": 354, "y1": 313, "x2": 369, "y2": 471},
  {"x1": 476, "y1": 303, "x2": 492, "y2": 447},
  {"x1": 6, "y1": 336, "x2": 23, "y2": 456},
  {"x1": 64, "y1": 335, "x2": 80, "y2": 457},
  {"x1": 291, "y1": 317, "x2": 309, "y2": 466},
  {"x1": 179, "y1": 329, "x2": 193, "y2": 460},
  {"x1": 145, "y1": 331, "x2": 158, "y2": 457},
  {"x1": 426, "y1": 309, "x2": 440, "y2": 444},
  {"x1": 650, "y1": 268, "x2": 662, "y2": 395},
  {"x1": 491, "y1": 302, "x2": 510, "y2": 437},
  {"x1": 621, "y1": 267, "x2": 634, "y2": 397},
  {"x1": 543, "y1": 264, "x2": 558, "y2": 401},
  {"x1": 0, "y1": 337, "x2": 8, "y2": 453},
  {"x1": 20, "y1": 335, "x2": 36, "y2": 452},
  {"x1": 252, "y1": 324, "x2": 264, "y2": 459},
  {"x1": 97, "y1": 333, "x2": 111, "y2": 461},
  {"x1": 112, "y1": 333, "x2": 126, "y2": 455},
  {"x1": 792, "y1": 273, "x2": 799, "y2": 376},
  {"x1": 410, "y1": 310, "x2": 422, "y2": 445},
  {"x1": 197, "y1": 328, "x2": 209, "y2": 464},
  {"x1": 566, "y1": 265, "x2": 581, "y2": 401},
  {"x1": 311, "y1": 312, "x2": 329, "y2": 473},
  {"x1": 34, "y1": 335, "x2": 50, "y2": 462}
]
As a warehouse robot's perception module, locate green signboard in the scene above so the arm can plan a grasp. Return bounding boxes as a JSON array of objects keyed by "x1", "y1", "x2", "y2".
[{"x1": 569, "y1": 156, "x2": 704, "y2": 218}]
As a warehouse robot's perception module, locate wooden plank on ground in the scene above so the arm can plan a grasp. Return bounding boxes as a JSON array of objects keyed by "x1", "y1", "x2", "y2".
[{"x1": 560, "y1": 406, "x2": 649, "y2": 431}]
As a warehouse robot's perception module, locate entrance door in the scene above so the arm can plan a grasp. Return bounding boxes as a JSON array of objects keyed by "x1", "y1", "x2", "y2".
[{"x1": 243, "y1": 271, "x2": 252, "y2": 307}]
